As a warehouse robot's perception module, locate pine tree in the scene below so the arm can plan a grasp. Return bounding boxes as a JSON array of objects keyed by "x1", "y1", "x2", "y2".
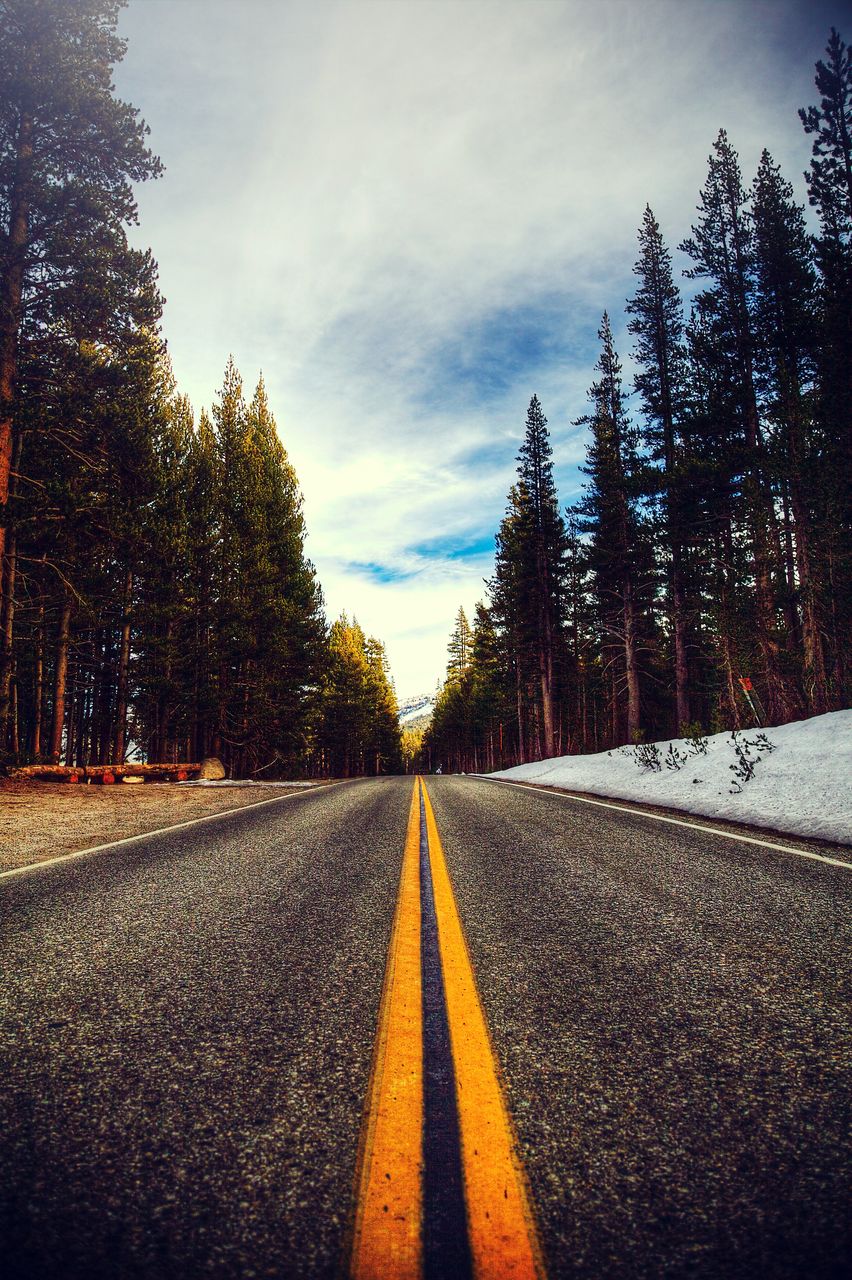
[
  {"x1": 562, "y1": 508, "x2": 601, "y2": 752},
  {"x1": 626, "y1": 205, "x2": 694, "y2": 730},
  {"x1": 799, "y1": 28, "x2": 852, "y2": 704},
  {"x1": 0, "y1": 0, "x2": 162, "y2": 573},
  {"x1": 364, "y1": 636, "x2": 402, "y2": 774},
  {"x1": 799, "y1": 28, "x2": 852, "y2": 249},
  {"x1": 0, "y1": 0, "x2": 164, "y2": 758},
  {"x1": 682, "y1": 293, "x2": 754, "y2": 728},
  {"x1": 446, "y1": 606, "x2": 473, "y2": 682},
  {"x1": 426, "y1": 606, "x2": 481, "y2": 773},
  {"x1": 679, "y1": 129, "x2": 794, "y2": 723},
  {"x1": 517, "y1": 396, "x2": 568, "y2": 757},
  {"x1": 316, "y1": 617, "x2": 401, "y2": 777},
  {"x1": 7, "y1": 309, "x2": 167, "y2": 765},
  {"x1": 576, "y1": 315, "x2": 649, "y2": 745},
  {"x1": 489, "y1": 397, "x2": 567, "y2": 761},
  {"x1": 490, "y1": 484, "x2": 532, "y2": 762},
  {"x1": 751, "y1": 150, "x2": 830, "y2": 711},
  {"x1": 470, "y1": 601, "x2": 505, "y2": 770}
]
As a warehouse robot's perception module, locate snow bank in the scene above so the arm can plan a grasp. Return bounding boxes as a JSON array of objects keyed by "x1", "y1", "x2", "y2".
[{"x1": 490, "y1": 710, "x2": 852, "y2": 845}]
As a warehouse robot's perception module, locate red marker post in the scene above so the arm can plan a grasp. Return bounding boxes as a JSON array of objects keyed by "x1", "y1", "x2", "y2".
[{"x1": 738, "y1": 675, "x2": 762, "y2": 726}]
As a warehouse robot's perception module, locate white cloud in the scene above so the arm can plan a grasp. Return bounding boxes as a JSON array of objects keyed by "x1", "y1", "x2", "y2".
[{"x1": 116, "y1": 0, "x2": 835, "y2": 694}]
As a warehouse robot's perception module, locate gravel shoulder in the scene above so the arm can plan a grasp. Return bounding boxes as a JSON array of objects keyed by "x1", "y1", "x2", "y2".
[{"x1": 0, "y1": 779, "x2": 328, "y2": 872}]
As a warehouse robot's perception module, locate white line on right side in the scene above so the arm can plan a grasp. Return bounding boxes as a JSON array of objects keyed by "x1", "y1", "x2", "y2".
[{"x1": 474, "y1": 776, "x2": 852, "y2": 872}]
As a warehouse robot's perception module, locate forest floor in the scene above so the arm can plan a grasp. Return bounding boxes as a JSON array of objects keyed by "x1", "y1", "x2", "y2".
[{"x1": 0, "y1": 779, "x2": 326, "y2": 874}]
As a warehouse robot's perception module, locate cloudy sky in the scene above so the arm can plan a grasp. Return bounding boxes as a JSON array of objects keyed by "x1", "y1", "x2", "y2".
[{"x1": 114, "y1": 0, "x2": 839, "y2": 698}]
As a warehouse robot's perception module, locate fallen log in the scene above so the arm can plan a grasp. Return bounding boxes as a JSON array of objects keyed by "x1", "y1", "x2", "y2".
[{"x1": 9, "y1": 763, "x2": 202, "y2": 783}]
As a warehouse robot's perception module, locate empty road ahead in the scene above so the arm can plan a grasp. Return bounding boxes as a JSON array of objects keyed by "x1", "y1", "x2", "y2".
[{"x1": 1, "y1": 776, "x2": 850, "y2": 1279}]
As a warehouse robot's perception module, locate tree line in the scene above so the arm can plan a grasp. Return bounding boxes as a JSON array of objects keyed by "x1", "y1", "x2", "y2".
[
  {"x1": 425, "y1": 28, "x2": 851, "y2": 773},
  {"x1": 0, "y1": 0, "x2": 402, "y2": 777}
]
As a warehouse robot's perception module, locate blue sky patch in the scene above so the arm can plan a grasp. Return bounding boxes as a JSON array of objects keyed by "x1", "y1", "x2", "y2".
[
  {"x1": 408, "y1": 532, "x2": 495, "y2": 563},
  {"x1": 349, "y1": 560, "x2": 419, "y2": 584}
]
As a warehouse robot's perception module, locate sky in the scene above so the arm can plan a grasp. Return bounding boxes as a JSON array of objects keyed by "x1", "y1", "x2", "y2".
[{"x1": 113, "y1": 0, "x2": 842, "y2": 698}]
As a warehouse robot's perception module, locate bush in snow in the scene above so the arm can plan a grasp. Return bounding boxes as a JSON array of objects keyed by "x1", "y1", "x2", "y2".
[
  {"x1": 665, "y1": 742, "x2": 688, "y2": 771},
  {"x1": 729, "y1": 731, "x2": 756, "y2": 791},
  {"x1": 728, "y1": 729, "x2": 776, "y2": 793},
  {"x1": 630, "y1": 741, "x2": 662, "y2": 772}
]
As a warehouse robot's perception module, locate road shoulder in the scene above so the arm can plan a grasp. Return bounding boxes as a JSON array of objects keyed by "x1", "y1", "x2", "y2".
[
  {"x1": 476, "y1": 775, "x2": 852, "y2": 866},
  {"x1": 0, "y1": 778, "x2": 333, "y2": 873}
]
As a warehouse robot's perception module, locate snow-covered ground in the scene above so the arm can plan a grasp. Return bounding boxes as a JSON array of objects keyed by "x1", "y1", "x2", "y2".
[
  {"x1": 490, "y1": 711, "x2": 852, "y2": 845},
  {"x1": 398, "y1": 693, "x2": 436, "y2": 725}
]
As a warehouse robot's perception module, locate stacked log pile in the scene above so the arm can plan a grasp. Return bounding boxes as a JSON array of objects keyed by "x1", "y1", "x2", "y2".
[{"x1": 9, "y1": 764, "x2": 202, "y2": 784}]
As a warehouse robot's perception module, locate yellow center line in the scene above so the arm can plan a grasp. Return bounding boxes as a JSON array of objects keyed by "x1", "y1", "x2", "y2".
[
  {"x1": 422, "y1": 778, "x2": 546, "y2": 1280},
  {"x1": 350, "y1": 780, "x2": 423, "y2": 1280},
  {"x1": 350, "y1": 777, "x2": 546, "y2": 1278}
]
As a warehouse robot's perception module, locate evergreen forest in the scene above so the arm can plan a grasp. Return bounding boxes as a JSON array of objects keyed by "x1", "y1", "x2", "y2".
[
  {"x1": 424, "y1": 29, "x2": 851, "y2": 773},
  {"x1": 1, "y1": 5, "x2": 849, "y2": 780},
  {"x1": 0, "y1": 0, "x2": 402, "y2": 777}
]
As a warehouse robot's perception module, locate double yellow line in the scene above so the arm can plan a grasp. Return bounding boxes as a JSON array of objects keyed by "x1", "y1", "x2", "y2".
[{"x1": 350, "y1": 777, "x2": 545, "y2": 1279}]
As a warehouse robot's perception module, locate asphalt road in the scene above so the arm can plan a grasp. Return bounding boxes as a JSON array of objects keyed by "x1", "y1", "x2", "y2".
[{"x1": 1, "y1": 776, "x2": 850, "y2": 1279}]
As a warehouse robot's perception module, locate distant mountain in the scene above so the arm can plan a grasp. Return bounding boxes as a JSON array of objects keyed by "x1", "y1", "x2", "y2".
[{"x1": 398, "y1": 693, "x2": 436, "y2": 726}]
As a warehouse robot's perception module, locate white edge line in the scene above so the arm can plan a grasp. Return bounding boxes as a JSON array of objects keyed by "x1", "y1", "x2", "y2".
[
  {"x1": 1, "y1": 783, "x2": 344, "y2": 882},
  {"x1": 473, "y1": 775, "x2": 852, "y2": 871}
]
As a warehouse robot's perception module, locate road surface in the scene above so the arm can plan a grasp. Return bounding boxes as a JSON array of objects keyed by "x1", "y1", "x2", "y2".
[{"x1": 1, "y1": 775, "x2": 849, "y2": 1278}]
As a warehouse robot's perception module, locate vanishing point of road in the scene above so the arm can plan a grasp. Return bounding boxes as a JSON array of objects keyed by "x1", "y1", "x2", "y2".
[{"x1": 1, "y1": 775, "x2": 850, "y2": 1279}]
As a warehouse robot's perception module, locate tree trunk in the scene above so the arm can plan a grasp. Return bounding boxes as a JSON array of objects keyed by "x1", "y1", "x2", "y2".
[
  {"x1": 71, "y1": 637, "x2": 88, "y2": 767},
  {"x1": 49, "y1": 595, "x2": 73, "y2": 764},
  {"x1": 88, "y1": 628, "x2": 103, "y2": 763},
  {"x1": 0, "y1": 531, "x2": 18, "y2": 748},
  {"x1": 780, "y1": 483, "x2": 798, "y2": 626},
  {"x1": 606, "y1": 640, "x2": 620, "y2": 747},
  {"x1": 623, "y1": 583, "x2": 641, "y2": 743},
  {"x1": 742, "y1": 389, "x2": 792, "y2": 724},
  {"x1": 538, "y1": 621, "x2": 555, "y2": 759},
  {"x1": 0, "y1": 429, "x2": 24, "y2": 747},
  {"x1": 672, "y1": 564, "x2": 690, "y2": 731},
  {"x1": 32, "y1": 607, "x2": 44, "y2": 759},
  {"x1": 0, "y1": 111, "x2": 33, "y2": 575},
  {"x1": 113, "y1": 570, "x2": 133, "y2": 761},
  {"x1": 515, "y1": 660, "x2": 526, "y2": 765},
  {"x1": 536, "y1": 540, "x2": 556, "y2": 759},
  {"x1": 716, "y1": 523, "x2": 741, "y2": 730},
  {"x1": 96, "y1": 628, "x2": 115, "y2": 765},
  {"x1": 31, "y1": 601, "x2": 44, "y2": 752},
  {"x1": 10, "y1": 668, "x2": 19, "y2": 757},
  {"x1": 786, "y1": 412, "x2": 830, "y2": 715}
]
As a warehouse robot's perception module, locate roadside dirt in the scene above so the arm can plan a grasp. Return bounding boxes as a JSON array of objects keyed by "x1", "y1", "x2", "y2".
[{"x1": 0, "y1": 779, "x2": 324, "y2": 873}]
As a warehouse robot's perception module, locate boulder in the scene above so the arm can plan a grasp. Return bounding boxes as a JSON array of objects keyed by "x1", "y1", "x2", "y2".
[{"x1": 198, "y1": 756, "x2": 226, "y2": 780}]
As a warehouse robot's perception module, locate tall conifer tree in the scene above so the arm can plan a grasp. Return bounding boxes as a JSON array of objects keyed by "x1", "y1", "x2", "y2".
[
  {"x1": 447, "y1": 606, "x2": 473, "y2": 682},
  {"x1": 0, "y1": 0, "x2": 162, "y2": 573},
  {"x1": 750, "y1": 150, "x2": 831, "y2": 710},
  {"x1": 576, "y1": 315, "x2": 648, "y2": 744},
  {"x1": 627, "y1": 206, "x2": 694, "y2": 729},
  {"x1": 799, "y1": 28, "x2": 852, "y2": 702},
  {"x1": 680, "y1": 130, "x2": 794, "y2": 722},
  {"x1": 494, "y1": 396, "x2": 567, "y2": 758}
]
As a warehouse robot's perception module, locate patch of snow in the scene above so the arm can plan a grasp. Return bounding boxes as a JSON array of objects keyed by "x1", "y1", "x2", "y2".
[
  {"x1": 490, "y1": 711, "x2": 852, "y2": 845},
  {"x1": 399, "y1": 693, "x2": 436, "y2": 724}
]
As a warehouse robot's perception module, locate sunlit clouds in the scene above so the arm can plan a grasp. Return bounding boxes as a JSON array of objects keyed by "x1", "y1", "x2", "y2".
[{"x1": 116, "y1": 0, "x2": 836, "y2": 694}]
